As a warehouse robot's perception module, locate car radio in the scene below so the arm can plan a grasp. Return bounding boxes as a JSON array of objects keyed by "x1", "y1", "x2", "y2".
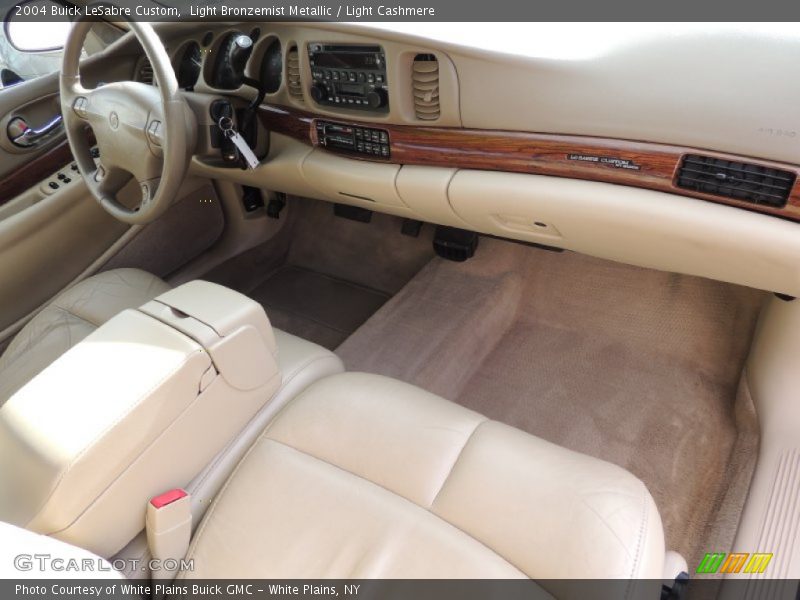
[{"x1": 308, "y1": 43, "x2": 389, "y2": 112}]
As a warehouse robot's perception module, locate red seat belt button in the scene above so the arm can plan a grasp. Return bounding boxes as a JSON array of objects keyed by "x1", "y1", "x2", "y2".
[{"x1": 150, "y1": 488, "x2": 188, "y2": 509}]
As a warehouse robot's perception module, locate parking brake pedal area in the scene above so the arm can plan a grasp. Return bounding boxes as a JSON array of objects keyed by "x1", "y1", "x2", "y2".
[{"x1": 433, "y1": 226, "x2": 479, "y2": 261}]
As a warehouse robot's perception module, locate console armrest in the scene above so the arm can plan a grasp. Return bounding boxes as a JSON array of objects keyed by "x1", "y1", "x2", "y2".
[{"x1": 0, "y1": 282, "x2": 281, "y2": 557}]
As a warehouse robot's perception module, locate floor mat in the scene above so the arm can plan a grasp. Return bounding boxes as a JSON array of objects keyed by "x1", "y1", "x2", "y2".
[
  {"x1": 338, "y1": 237, "x2": 764, "y2": 565},
  {"x1": 202, "y1": 196, "x2": 436, "y2": 350},
  {"x1": 251, "y1": 265, "x2": 390, "y2": 349}
]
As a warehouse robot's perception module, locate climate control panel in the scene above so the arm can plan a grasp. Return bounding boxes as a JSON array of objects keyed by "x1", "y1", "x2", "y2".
[{"x1": 315, "y1": 120, "x2": 390, "y2": 159}]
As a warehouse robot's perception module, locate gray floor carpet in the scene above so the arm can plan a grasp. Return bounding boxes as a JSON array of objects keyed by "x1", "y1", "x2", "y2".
[
  {"x1": 338, "y1": 237, "x2": 765, "y2": 566},
  {"x1": 203, "y1": 196, "x2": 436, "y2": 349},
  {"x1": 251, "y1": 266, "x2": 390, "y2": 349}
]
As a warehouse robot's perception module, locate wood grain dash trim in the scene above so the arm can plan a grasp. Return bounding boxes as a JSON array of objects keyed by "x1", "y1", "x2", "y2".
[{"x1": 263, "y1": 102, "x2": 800, "y2": 223}]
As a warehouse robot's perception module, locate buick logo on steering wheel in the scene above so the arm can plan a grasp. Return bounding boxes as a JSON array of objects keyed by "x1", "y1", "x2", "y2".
[{"x1": 109, "y1": 112, "x2": 119, "y2": 130}]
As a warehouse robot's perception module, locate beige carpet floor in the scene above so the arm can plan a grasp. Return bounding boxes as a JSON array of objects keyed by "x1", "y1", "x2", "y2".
[
  {"x1": 204, "y1": 197, "x2": 764, "y2": 565},
  {"x1": 338, "y1": 237, "x2": 765, "y2": 566}
]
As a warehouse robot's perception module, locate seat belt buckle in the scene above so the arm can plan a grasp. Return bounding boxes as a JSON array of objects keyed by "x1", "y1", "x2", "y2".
[{"x1": 146, "y1": 488, "x2": 191, "y2": 582}]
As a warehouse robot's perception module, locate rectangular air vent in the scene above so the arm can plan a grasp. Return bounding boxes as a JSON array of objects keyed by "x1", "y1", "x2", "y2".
[
  {"x1": 676, "y1": 154, "x2": 796, "y2": 208},
  {"x1": 287, "y1": 46, "x2": 304, "y2": 102},
  {"x1": 137, "y1": 57, "x2": 153, "y2": 85},
  {"x1": 412, "y1": 54, "x2": 439, "y2": 121}
]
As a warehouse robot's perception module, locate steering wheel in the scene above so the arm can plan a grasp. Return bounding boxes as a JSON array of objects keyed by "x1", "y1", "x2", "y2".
[{"x1": 60, "y1": 19, "x2": 194, "y2": 225}]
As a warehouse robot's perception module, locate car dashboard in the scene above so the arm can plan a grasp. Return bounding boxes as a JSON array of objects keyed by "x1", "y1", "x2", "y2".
[{"x1": 17, "y1": 21, "x2": 800, "y2": 299}]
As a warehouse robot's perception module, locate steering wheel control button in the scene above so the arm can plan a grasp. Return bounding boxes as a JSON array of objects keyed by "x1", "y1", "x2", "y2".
[
  {"x1": 147, "y1": 121, "x2": 162, "y2": 146},
  {"x1": 95, "y1": 166, "x2": 106, "y2": 182},
  {"x1": 72, "y1": 97, "x2": 89, "y2": 118}
]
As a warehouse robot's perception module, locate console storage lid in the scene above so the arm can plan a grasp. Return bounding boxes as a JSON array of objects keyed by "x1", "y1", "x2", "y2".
[{"x1": 140, "y1": 280, "x2": 278, "y2": 391}]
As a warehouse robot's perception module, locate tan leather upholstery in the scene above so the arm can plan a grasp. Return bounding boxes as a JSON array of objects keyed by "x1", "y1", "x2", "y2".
[
  {"x1": 0, "y1": 268, "x2": 170, "y2": 404},
  {"x1": 0, "y1": 269, "x2": 667, "y2": 590},
  {"x1": 181, "y1": 372, "x2": 665, "y2": 591},
  {"x1": 0, "y1": 267, "x2": 346, "y2": 561},
  {"x1": 0, "y1": 522, "x2": 124, "y2": 579},
  {"x1": 0, "y1": 283, "x2": 284, "y2": 557},
  {"x1": 111, "y1": 328, "x2": 346, "y2": 579},
  {"x1": 186, "y1": 328, "x2": 345, "y2": 525}
]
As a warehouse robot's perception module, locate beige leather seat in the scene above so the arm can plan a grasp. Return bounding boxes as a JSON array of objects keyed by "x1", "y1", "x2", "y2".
[
  {"x1": 0, "y1": 269, "x2": 170, "y2": 404},
  {"x1": 0, "y1": 268, "x2": 345, "y2": 549},
  {"x1": 179, "y1": 372, "x2": 666, "y2": 590},
  {"x1": 1, "y1": 270, "x2": 668, "y2": 592},
  {"x1": 0, "y1": 269, "x2": 345, "y2": 414}
]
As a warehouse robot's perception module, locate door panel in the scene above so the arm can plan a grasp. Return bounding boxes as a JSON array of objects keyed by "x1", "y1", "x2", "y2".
[
  {"x1": 0, "y1": 176, "x2": 128, "y2": 333},
  {"x1": 0, "y1": 71, "x2": 64, "y2": 181},
  {"x1": 0, "y1": 72, "x2": 129, "y2": 336}
]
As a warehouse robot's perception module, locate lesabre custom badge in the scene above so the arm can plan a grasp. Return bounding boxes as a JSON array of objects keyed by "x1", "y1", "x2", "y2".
[{"x1": 567, "y1": 153, "x2": 642, "y2": 171}]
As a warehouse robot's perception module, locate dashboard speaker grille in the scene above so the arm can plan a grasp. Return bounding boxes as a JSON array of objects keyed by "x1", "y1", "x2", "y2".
[
  {"x1": 676, "y1": 154, "x2": 796, "y2": 208},
  {"x1": 413, "y1": 54, "x2": 439, "y2": 121},
  {"x1": 137, "y1": 57, "x2": 153, "y2": 85},
  {"x1": 287, "y1": 46, "x2": 303, "y2": 102}
]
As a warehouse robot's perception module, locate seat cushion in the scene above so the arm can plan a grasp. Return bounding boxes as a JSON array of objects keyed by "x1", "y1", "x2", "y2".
[
  {"x1": 180, "y1": 372, "x2": 665, "y2": 590},
  {"x1": 0, "y1": 522, "x2": 124, "y2": 579},
  {"x1": 0, "y1": 269, "x2": 170, "y2": 404},
  {"x1": 185, "y1": 328, "x2": 345, "y2": 524}
]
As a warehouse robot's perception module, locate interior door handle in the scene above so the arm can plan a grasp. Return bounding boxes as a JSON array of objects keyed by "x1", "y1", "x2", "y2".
[{"x1": 8, "y1": 114, "x2": 63, "y2": 147}]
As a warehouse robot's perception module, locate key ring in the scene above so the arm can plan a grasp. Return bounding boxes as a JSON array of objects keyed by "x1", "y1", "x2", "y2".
[{"x1": 218, "y1": 116, "x2": 234, "y2": 132}]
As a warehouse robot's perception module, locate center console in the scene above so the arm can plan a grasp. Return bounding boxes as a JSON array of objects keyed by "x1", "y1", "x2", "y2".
[
  {"x1": 0, "y1": 281, "x2": 282, "y2": 557},
  {"x1": 308, "y1": 43, "x2": 389, "y2": 112}
]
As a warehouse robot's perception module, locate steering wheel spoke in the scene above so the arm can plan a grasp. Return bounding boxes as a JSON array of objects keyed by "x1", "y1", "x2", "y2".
[
  {"x1": 137, "y1": 176, "x2": 161, "y2": 211},
  {"x1": 94, "y1": 166, "x2": 130, "y2": 197}
]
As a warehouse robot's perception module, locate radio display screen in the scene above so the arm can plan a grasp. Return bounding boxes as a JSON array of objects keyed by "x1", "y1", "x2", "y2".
[
  {"x1": 336, "y1": 83, "x2": 366, "y2": 97},
  {"x1": 314, "y1": 52, "x2": 379, "y2": 69}
]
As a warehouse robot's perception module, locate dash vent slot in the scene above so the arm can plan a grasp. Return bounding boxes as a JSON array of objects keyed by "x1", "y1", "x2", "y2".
[
  {"x1": 412, "y1": 53, "x2": 439, "y2": 121},
  {"x1": 136, "y1": 57, "x2": 153, "y2": 85},
  {"x1": 287, "y1": 46, "x2": 304, "y2": 102},
  {"x1": 676, "y1": 154, "x2": 795, "y2": 208}
]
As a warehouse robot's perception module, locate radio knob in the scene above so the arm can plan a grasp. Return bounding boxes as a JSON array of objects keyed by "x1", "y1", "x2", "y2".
[
  {"x1": 366, "y1": 88, "x2": 388, "y2": 109},
  {"x1": 310, "y1": 83, "x2": 327, "y2": 103}
]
